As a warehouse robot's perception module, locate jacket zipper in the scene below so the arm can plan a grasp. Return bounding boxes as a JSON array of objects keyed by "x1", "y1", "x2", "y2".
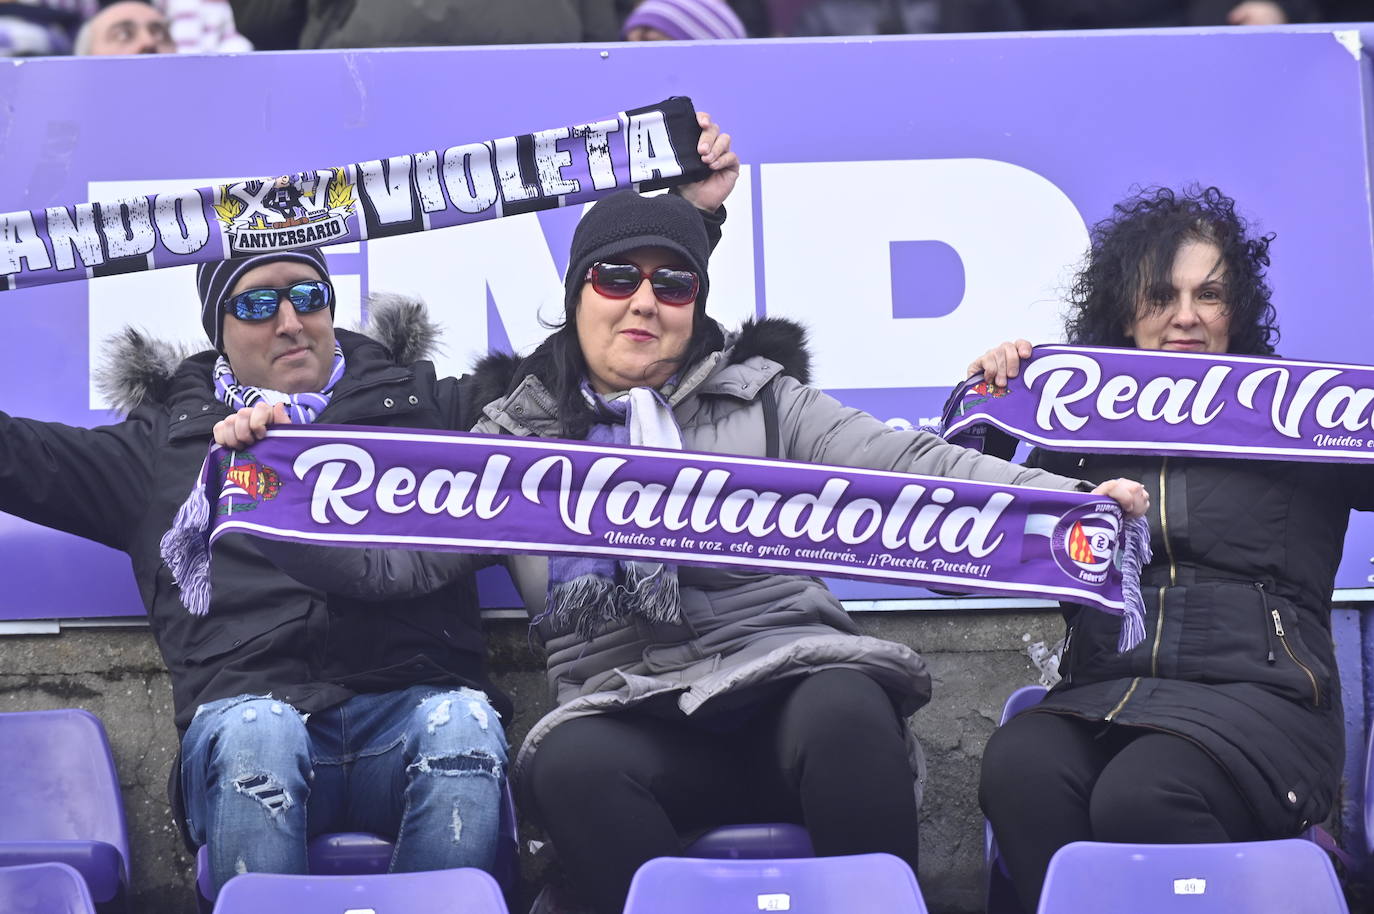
[
  {"x1": 1105, "y1": 676, "x2": 1140, "y2": 721},
  {"x1": 1262, "y1": 585, "x2": 1320, "y2": 706},
  {"x1": 1109, "y1": 460, "x2": 1173, "y2": 722},
  {"x1": 1061, "y1": 625, "x2": 1075, "y2": 685},
  {"x1": 1159, "y1": 458, "x2": 1177, "y2": 587},
  {"x1": 1152, "y1": 459, "x2": 1175, "y2": 678},
  {"x1": 1257, "y1": 582, "x2": 1276, "y2": 664}
]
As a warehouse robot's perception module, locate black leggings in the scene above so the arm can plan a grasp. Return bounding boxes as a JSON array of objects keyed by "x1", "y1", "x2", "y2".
[
  {"x1": 979, "y1": 711, "x2": 1264, "y2": 912},
  {"x1": 526, "y1": 669, "x2": 921, "y2": 914}
]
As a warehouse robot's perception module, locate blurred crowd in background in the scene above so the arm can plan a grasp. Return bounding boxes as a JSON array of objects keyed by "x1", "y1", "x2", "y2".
[{"x1": 1, "y1": 0, "x2": 1372, "y2": 59}]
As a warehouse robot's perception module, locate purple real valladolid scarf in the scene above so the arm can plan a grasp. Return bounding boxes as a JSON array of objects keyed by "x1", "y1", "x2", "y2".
[
  {"x1": 182, "y1": 426, "x2": 1152, "y2": 650},
  {"x1": 943, "y1": 344, "x2": 1374, "y2": 462}
]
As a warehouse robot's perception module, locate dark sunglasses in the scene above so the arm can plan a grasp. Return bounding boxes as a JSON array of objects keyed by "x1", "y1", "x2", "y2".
[
  {"x1": 586, "y1": 262, "x2": 700, "y2": 306},
  {"x1": 224, "y1": 280, "x2": 334, "y2": 322}
]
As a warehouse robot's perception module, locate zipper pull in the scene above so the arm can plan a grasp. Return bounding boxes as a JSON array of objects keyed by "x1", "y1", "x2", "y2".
[
  {"x1": 1271, "y1": 608, "x2": 1286, "y2": 638},
  {"x1": 1257, "y1": 582, "x2": 1276, "y2": 663}
]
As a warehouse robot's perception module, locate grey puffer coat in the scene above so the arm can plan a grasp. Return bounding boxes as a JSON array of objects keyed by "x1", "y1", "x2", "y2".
[{"x1": 464, "y1": 318, "x2": 1094, "y2": 797}]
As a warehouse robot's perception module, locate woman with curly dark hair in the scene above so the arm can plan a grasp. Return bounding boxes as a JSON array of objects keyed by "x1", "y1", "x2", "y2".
[{"x1": 972, "y1": 185, "x2": 1373, "y2": 911}]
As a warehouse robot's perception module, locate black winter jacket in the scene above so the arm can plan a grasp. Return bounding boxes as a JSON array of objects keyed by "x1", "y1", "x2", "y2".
[
  {"x1": 0, "y1": 323, "x2": 508, "y2": 733},
  {"x1": 1022, "y1": 447, "x2": 1372, "y2": 836}
]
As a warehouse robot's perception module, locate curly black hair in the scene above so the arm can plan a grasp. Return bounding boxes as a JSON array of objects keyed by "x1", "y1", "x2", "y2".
[{"x1": 1064, "y1": 186, "x2": 1279, "y2": 355}]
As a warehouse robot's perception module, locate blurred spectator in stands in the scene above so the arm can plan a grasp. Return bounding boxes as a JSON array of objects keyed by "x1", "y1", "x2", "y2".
[
  {"x1": 623, "y1": 0, "x2": 747, "y2": 40},
  {"x1": 759, "y1": 0, "x2": 806, "y2": 33},
  {"x1": 620, "y1": 0, "x2": 775, "y2": 36},
  {"x1": 938, "y1": 0, "x2": 1318, "y2": 31},
  {"x1": 791, "y1": 0, "x2": 937, "y2": 36},
  {"x1": 1225, "y1": 1, "x2": 1292, "y2": 21},
  {"x1": 728, "y1": 0, "x2": 769, "y2": 34},
  {"x1": 1319, "y1": 0, "x2": 1373, "y2": 18},
  {"x1": 229, "y1": 0, "x2": 618, "y2": 50},
  {"x1": 74, "y1": 0, "x2": 174, "y2": 53},
  {"x1": 0, "y1": 0, "x2": 91, "y2": 55},
  {"x1": 158, "y1": 0, "x2": 249, "y2": 53},
  {"x1": 788, "y1": 0, "x2": 1318, "y2": 36}
]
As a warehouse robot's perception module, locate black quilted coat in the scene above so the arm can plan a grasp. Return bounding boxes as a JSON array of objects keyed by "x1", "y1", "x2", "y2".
[{"x1": 1024, "y1": 448, "x2": 1371, "y2": 835}]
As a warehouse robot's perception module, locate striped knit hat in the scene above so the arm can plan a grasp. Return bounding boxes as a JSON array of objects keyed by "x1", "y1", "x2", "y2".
[
  {"x1": 195, "y1": 248, "x2": 331, "y2": 351},
  {"x1": 622, "y1": 0, "x2": 747, "y2": 40}
]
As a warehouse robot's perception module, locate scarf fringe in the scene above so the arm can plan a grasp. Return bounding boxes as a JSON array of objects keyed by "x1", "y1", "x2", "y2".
[
  {"x1": 159, "y1": 468, "x2": 213, "y2": 616},
  {"x1": 542, "y1": 563, "x2": 683, "y2": 639},
  {"x1": 542, "y1": 384, "x2": 685, "y2": 639},
  {"x1": 545, "y1": 574, "x2": 622, "y2": 639},
  {"x1": 1116, "y1": 515, "x2": 1153, "y2": 652},
  {"x1": 162, "y1": 343, "x2": 346, "y2": 616},
  {"x1": 620, "y1": 562, "x2": 682, "y2": 625}
]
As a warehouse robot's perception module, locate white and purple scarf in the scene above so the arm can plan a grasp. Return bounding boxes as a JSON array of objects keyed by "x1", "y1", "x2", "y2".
[
  {"x1": 541, "y1": 383, "x2": 684, "y2": 637},
  {"x1": 185, "y1": 421, "x2": 1153, "y2": 651},
  {"x1": 160, "y1": 342, "x2": 345, "y2": 616},
  {"x1": 943, "y1": 344, "x2": 1374, "y2": 463}
]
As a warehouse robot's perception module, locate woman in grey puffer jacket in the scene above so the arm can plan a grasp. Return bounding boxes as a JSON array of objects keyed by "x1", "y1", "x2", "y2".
[
  {"x1": 237, "y1": 190, "x2": 1147, "y2": 913},
  {"x1": 471, "y1": 191, "x2": 1149, "y2": 914}
]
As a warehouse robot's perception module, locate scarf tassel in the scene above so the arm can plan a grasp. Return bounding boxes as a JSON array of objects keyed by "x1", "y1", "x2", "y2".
[
  {"x1": 619, "y1": 562, "x2": 682, "y2": 626},
  {"x1": 159, "y1": 463, "x2": 213, "y2": 617},
  {"x1": 544, "y1": 574, "x2": 623, "y2": 639},
  {"x1": 1116, "y1": 515, "x2": 1153, "y2": 653},
  {"x1": 160, "y1": 343, "x2": 345, "y2": 617},
  {"x1": 542, "y1": 563, "x2": 683, "y2": 639}
]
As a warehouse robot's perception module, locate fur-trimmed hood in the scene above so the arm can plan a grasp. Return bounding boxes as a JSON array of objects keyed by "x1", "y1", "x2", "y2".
[
  {"x1": 95, "y1": 292, "x2": 444, "y2": 415},
  {"x1": 465, "y1": 317, "x2": 811, "y2": 420}
]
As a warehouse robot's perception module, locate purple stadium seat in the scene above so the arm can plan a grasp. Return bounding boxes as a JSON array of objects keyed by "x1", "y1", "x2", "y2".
[
  {"x1": 684, "y1": 823, "x2": 815, "y2": 859},
  {"x1": 196, "y1": 776, "x2": 519, "y2": 906},
  {"x1": 1037, "y1": 839, "x2": 1349, "y2": 913},
  {"x1": 623, "y1": 853, "x2": 929, "y2": 914},
  {"x1": 209, "y1": 867, "x2": 509, "y2": 914},
  {"x1": 0, "y1": 709, "x2": 130, "y2": 909},
  {"x1": 984, "y1": 685, "x2": 1048, "y2": 914},
  {"x1": 0, "y1": 862, "x2": 98, "y2": 914}
]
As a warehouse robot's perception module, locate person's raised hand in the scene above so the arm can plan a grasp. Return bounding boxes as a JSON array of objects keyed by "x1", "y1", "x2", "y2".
[
  {"x1": 1092, "y1": 478, "x2": 1150, "y2": 520},
  {"x1": 213, "y1": 402, "x2": 289, "y2": 450},
  {"x1": 677, "y1": 110, "x2": 739, "y2": 214},
  {"x1": 966, "y1": 339, "x2": 1033, "y2": 388}
]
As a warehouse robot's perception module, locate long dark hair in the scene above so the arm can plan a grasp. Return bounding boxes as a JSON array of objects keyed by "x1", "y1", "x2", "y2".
[
  {"x1": 1064, "y1": 185, "x2": 1279, "y2": 355},
  {"x1": 502, "y1": 284, "x2": 725, "y2": 440}
]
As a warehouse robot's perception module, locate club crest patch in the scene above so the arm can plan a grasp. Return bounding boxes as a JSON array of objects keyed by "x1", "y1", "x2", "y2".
[
  {"x1": 216, "y1": 451, "x2": 283, "y2": 515},
  {"x1": 1046, "y1": 502, "x2": 1120, "y2": 586},
  {"x1": 958, "y1": 380, "x2": 1012, "y2": 415},
  {"x1": 214, "y1": 169, "x2": 354, "y2": 255}
]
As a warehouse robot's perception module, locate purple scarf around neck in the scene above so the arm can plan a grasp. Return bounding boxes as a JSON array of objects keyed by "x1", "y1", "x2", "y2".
[
  {"x1": 159, "y1": 342, "x2": 346, "y2": 616},
  {"x1": 540, "y1": 382, "x2": 682, "y2": 638}
]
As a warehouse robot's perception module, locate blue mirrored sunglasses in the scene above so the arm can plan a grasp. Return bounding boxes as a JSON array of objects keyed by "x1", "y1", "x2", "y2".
[{"x1": 224, "y1": 280, "x2": 333, "y2": 322}]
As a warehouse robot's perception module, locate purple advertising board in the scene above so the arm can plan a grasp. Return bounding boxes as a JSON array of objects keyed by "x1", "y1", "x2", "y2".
[{"x1": 0, "y1": 27, "x2": 1372, "y2": 619}]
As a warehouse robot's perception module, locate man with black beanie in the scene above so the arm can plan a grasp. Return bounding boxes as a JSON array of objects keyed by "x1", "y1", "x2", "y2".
[{"x1": 0, "y1": 243, "x2": 511, "y2": 902}]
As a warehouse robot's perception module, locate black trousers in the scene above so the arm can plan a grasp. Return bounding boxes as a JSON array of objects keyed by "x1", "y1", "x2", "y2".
[
  {"x1": 979, "y1": 710, "x2": 1264, "y2": 912},
  {"x1": 526, "y1": 668, "x2": 921, "y2": 914}
]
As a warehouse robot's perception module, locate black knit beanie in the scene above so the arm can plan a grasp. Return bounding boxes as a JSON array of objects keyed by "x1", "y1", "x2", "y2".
[
  {"x1": 195, "y1": 247, "x2": 331, "y2": 351},
  {"x1": 564, "y1": 191, "x2": 710, "y2": 314}
]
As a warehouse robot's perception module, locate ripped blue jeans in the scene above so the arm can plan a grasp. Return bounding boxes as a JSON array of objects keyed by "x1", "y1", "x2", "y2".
[{"x1": 180, "y1": 685, "x2": 507, "y2": 896}]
